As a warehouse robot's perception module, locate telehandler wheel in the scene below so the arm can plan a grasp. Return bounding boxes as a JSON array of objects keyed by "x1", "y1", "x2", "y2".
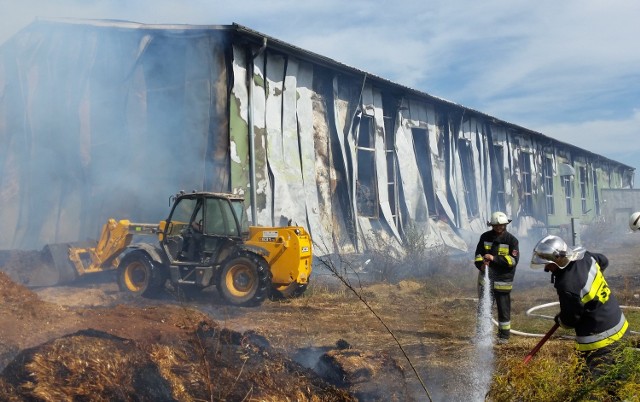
[
  {"x1": 270, "y1": 281, "x2": 309, "y2": 301},
  {"x1": 117, "y1": 251, "x2": 167, "y2": 298},
  {"x1": 217, "y1": 250, "x2": 271, "y2": 307}
]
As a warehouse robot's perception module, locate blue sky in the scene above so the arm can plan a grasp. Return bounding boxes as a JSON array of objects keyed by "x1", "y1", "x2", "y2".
[{"x1": 3, "y1": 0, "x2": 639, "y2": 173}]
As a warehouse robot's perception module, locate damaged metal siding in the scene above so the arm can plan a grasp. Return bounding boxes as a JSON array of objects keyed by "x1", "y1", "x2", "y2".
[
  {"x1": 227, "y1": 38, "x2": 635, "y2": 255},
  {"x1": 229, "y1": 46, "x2": 250, "y2": 200},
  {"x1": 0, "y1": 20, "x2": 634, "y2": 255},
  {"x1": 296, "y1": 62, "x2": 334, "y2": 254}
]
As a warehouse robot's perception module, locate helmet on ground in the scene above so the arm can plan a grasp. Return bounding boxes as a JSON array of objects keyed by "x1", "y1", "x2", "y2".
[
  {"x1": 530, "y1": 235, "x2": 586, "y2": 269},
  {"x1": 487, "y1": 211, "x2": 512, "y2": 226},
  {"x1": 629, "y1": 212, "x2": 640, "y2": 232}
]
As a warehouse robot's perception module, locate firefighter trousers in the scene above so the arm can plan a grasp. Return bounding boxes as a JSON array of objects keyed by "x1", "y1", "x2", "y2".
[
  {"x1": 478, "y1": 282, "x2": 511, "y2": 339},
  {"x1": 493, "y1": 290, "x2": 511, "y2": 339}
]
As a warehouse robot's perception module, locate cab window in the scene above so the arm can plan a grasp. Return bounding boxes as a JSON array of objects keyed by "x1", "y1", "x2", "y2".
[{"x1": 204, "y1": 198, "x2": 239, "y2": 237}]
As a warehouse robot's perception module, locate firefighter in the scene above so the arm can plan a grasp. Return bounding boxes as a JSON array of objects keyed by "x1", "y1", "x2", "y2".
[
  {"x1": 629, "y1": 211, "x2": 640, "y2": 232},
  {"x1": 531, "y1": 235, "x2": 628, "y2": 378},
  {"x1": 474, "y1": 211, "x2": 519, "y2": 343}
]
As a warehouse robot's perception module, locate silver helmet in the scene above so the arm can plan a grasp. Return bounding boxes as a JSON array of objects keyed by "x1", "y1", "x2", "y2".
[
  {"x1": 629, "y1": 211, "x2": 640, "y2": 232},
  {"x1": 530, "y1": 235, "x2": 586, "y2": 269}
]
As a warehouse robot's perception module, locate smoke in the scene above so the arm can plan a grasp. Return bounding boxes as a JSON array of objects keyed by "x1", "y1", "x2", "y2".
[
  {"x1": 1, "y1": 1, "x2": 179, "y2": 43},
  {"x1": 0, "y1": 0, "x2": 287, "y2": 45},
  {"x1": 0, "y1": 11, "x2": 229, "y2": 249}
]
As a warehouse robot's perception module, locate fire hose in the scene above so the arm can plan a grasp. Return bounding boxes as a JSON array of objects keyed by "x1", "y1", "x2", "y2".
[
  {"x1": 523, "y1": 323, "x2": 559, "y2": 364},
  {"x1": 518, "y1": 302, "x2": 640, "y2": 363},
  {"x1": 491, "y1": 301, "x2": 640, "y2": 337}
]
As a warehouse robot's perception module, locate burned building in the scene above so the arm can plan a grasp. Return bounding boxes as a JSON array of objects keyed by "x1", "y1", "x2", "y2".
[{"x1": 0, "y1": 19, "x2": 634, "y2": 254}]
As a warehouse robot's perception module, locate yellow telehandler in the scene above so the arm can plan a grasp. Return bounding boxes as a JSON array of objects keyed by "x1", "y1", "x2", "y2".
[{"x1": 42, "y1": 191, "x2": 312, "y2": 306}]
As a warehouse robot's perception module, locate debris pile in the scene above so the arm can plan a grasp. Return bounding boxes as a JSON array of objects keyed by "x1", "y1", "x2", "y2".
[
  {"x1": 0, "y1": 249, "x2": 54, "y2": 286},
  {"x1": 0, "y1": 271, "x2": 357, "y2": 400}
]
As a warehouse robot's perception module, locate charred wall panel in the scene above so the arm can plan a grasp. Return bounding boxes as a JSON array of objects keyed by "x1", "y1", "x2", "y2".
[
  {"x1": 229, "y1": 46, "x2": 250, "y2": 200},
  {"x1": 249, "y1": 51, "x2": 271, "y2": 225}
]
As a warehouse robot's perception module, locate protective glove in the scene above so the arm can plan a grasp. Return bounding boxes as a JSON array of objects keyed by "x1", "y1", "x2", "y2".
[{"x1": 554, "y1": 313, "x2": 571, "y2": 329}]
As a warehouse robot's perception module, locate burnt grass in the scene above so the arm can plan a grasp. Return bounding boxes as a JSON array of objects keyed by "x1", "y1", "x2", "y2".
[{"x1": 0, "y1": 232, "x2": 639, "y2": 401}]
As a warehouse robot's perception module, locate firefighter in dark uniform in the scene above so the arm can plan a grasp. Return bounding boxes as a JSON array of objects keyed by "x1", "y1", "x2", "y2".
[
  {"x1": 531, "y1": 235, "x2": 628, "y2": 378},
  {"x1": 474, "y1": 211, "x2": 519, "y2": 343}
]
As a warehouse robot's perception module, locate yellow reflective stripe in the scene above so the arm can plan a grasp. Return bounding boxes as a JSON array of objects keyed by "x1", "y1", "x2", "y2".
[
  {"x1": 504, "y1": 255, "x2": 513, "y2": 266},
  {"x1": 499, "y1": 321, "x2": 511, "y2": 330},
  {"x1": 493, "y1": 281, "x2": 512, "y2": 291},
  {"x1": 498, "y1": 245, "x2": 509, "y2": 255},
  {"x1": 483, "y1": 241, "x2": 492, "y2": 251},
  {"x1": 475, "y1": 254, "x2": 484, "y2": 263},
  {"x1": 581, "y1": 261, "x2": 604, "y2": 304},
  {"x1": 582, "y1": 272, "x2": 605, "y2": 304},
  {"x1": 580, "y1": 259, "x2": 598, "y2": 301},
  {"x1": 575, "y1": 316, "x2": 628, "y2": 352}
]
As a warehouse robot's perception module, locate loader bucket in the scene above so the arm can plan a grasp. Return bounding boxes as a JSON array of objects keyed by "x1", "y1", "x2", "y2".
[
  {"x1": 41, "y1": 243, "x2": 82, "y2": 285},
  {"x1": 0, "y1": 240, "x2": 104, "y2": 287},
  {"x1": 0, "y1": 241, "x2": 99, "y2": 288}
]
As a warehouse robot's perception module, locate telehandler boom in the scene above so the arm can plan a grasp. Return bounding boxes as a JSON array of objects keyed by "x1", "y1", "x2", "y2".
[{"x1": 44, "y1": 191, "x2": 312, "y2": 306}]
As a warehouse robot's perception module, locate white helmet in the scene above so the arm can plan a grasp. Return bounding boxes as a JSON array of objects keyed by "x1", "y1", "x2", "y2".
[
  {"x1": 487, "y1": 211, "x2": 512, "y2": 226},
  {"x1": 629, "y1": 212, "x2": 640, "y2": 232},
  {"x1": 530, "y1": 235, "x2": 586, "y2": 269}
]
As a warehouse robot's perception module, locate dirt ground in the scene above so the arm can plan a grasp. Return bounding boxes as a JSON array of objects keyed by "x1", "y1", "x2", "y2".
[{"x1": 1, "y1": 233, "x2": 639, "y2": 401}]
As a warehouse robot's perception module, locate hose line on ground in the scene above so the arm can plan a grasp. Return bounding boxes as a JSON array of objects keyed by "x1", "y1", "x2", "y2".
[{"x1": 492, "y1": 301, "x2": 640, "y2": 337}]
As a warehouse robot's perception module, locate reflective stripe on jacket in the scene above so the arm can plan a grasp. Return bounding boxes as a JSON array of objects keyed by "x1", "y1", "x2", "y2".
[
  {"x1": 553, "y1": 252, "x2": 628, "y2": 352},
  {"x1": 473, "y1": 229, "x2": 519, "y2": 287},
  {"x1": 575, "y1": 314, "x2": 628, "y2": 351}
]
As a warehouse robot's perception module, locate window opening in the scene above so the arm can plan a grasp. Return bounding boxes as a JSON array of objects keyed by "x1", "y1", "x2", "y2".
[
  {"x1": 356, "y1": 115, "x2": 378, "y2": 218},
  {"x1": 579, "y1": 167, "x2": 588, "y2": 214},
  {"x1": 412, "y1": 128, "x2": 437, "y2": 217},
  {"x1": 491, "y1": 145, "x2": 506, "y2": 213},
  {"x1": 519, "y1": 152, "x2": 533, "y2": 215},
  {"x1": 593, "y1": 170, "x2": 600, "y2": 215},
  {"x1": 384, "y1": 114, "x2": 399, "y2": 226},
  {"x1": 563, "y1": 173, "x2": 573, "y2": 216},
  {"x1": 544, "y1": 157, "x2": 555, "y2": 215},
  {"x1": 458, "y1": 139, "x2": 479, "y2": 217}
]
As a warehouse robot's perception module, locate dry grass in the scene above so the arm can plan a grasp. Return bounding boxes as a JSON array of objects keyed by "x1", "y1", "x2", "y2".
[
  {"x1": 489, "y1": 344, "x2": 583, "y2": 402},
  {"x1": 489, "y1": 339, "x2": 640, "y2": 401},
  {"x1": 296, "y1": 237, "x2": 640, "y2": 401},
  {"x1": 148, "y1": 344, "x2": 202, "y2": 402},
  {"x1": 2, "y1": 228, "x2": 639, "y2": 400}
]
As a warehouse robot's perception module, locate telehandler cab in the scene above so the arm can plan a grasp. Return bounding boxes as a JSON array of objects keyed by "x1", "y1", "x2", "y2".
[{"x1": 44, "y1": 191, "x2": 312, "y2": 306}]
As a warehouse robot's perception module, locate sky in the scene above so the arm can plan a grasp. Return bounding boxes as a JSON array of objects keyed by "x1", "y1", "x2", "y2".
[{"x1": 2, "y1": 0, "x2": 639, "y2": 173}]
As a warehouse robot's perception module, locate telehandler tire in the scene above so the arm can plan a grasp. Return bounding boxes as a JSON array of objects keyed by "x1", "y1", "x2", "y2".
[
  {"x1": 217, "y1": 250, "x2": 271, "y2": 307},
  {"x1": 117, "y1": 251, "x2": 167, "y2": 297}
]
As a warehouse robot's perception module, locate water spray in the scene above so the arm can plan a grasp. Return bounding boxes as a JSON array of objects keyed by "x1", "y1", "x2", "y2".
[
  {"x1": 476, "y1": 267, "x2": 493, "y2": 343},
  {"x1": 469, "y1": 266, "x2": 494, "y2": 401}
]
